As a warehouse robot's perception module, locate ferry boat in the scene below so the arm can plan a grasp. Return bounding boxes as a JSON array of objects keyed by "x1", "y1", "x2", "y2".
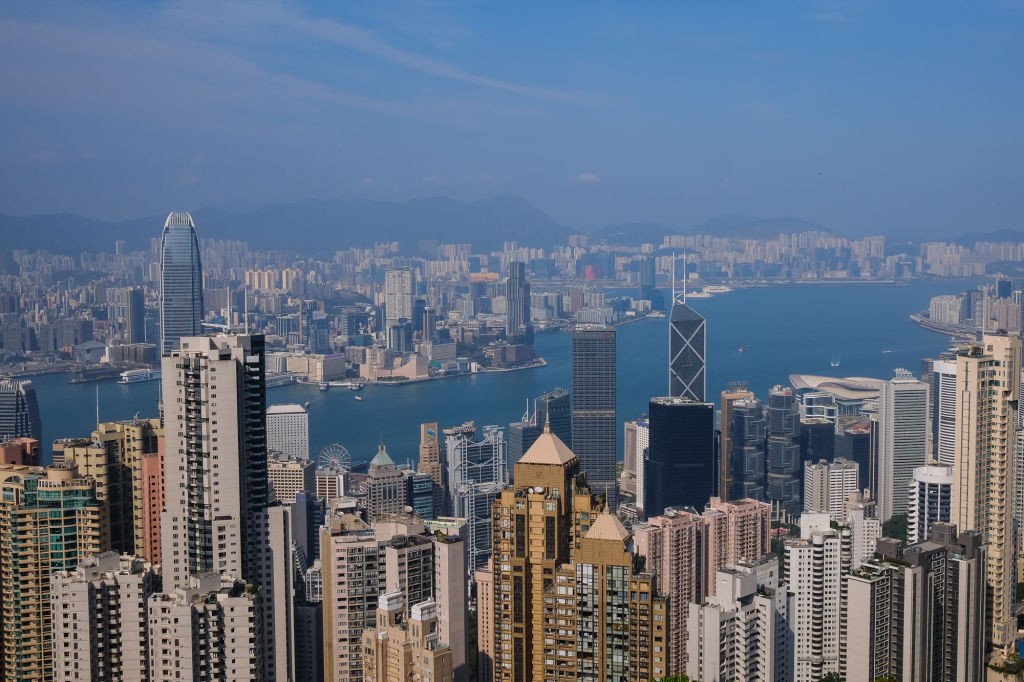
[
  {"x1": 647, "y1": 311, "x2": 667, "y2": 319},
  {"x1": 119, "y1": 369, "x2": 161, "y2": 384},
  {"x1": 353, "y1": 395, "x2": 364, "y2": 401}
]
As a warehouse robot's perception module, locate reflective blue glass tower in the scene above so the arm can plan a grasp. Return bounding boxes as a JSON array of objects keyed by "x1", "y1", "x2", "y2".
[{"x1": 160, "y1": 212, "x2": 204, "y2": 354}]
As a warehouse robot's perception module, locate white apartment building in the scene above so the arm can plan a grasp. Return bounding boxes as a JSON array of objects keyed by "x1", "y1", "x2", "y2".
[
  {"x1": 267, "y1": 402, "x2": 310, "y2": 460},
  {"x1": 786, "y1": 513, "x2": 852, "y2": 682},
  {"x1": 686, "y1": 557, "x2": 790, "y2": 681},
  {"x1": 803, "y1": 457, "x2": 859, "y2": 521},
  {"x1": 51, "y1": 552, "x2": 158, "y2": 682}
]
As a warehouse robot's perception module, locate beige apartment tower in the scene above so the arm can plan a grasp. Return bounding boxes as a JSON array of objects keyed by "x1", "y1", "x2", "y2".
[
  {"x1": 0, "y1": 463, "x2": 102, "y2": 681},
  {"x1": 488, "y1": 424, "x2": 666, "y2": 682},
  {"x1": 361, "y1": 593, "x2": 453, "y2": 682},
  {"x1": 951, "y1": 333, "x2": 1020, "y2": 651}
]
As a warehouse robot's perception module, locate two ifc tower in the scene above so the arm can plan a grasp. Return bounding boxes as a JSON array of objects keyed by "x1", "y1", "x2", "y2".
[{"x1": 644, "y1": 259, "x2": 712, "y2": 518}]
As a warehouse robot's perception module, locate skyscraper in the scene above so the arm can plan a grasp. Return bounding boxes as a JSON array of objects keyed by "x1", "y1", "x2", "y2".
[
  {"x1": 0, "y1": 378, "x2": 42, "y2": 442},
  {"x1": 444, "y1": 423, "x2": 507, "y2": 570},
  {"x1": 952, "y1": 334, "x2": 1020, "y2": 650},
  {"x1": 487, "y1": 424, "x2": 664, "y2": 682},
  {"x1": 877, "y1": 369, "x2": 929, "y2": 522},
  {"x1": 644, "y1": 397, "x2": 715, "y2": 516},
  {"x1": 159, "y1": 211, "x2": 203, "y2": 355},
  {"x1": 504, "y1": 261, "x2": 530, "y2": 340},
  {"x1": 846, "y1": 525, "x2": 985, "y2": 681},
  {"x1": 728, "y1": 397, "x2": 766, "y2": 501},
  {"x1": 786, "y1": 513, "x2": 852, "y2": 682},
  {"x1": 668, "y1": 287, "x2": 706, "y2": 402},
  {"x1": 365, "y1": 444, "x2": 405, "y2": 520},
  {"x1": 0, "y1": 463, "x2": 101, "y2": 680},
  {"x1": 719, "y1": 384, "x2": 754, "y2": 499},
  {"x1": 384, "y1": 266, "x2": 414, "y2": 329},
  {"x1": 765, "y1": 386, "x2": 801, "y2": 516},
  {"x1": 159, "y1": 333, "x2": 292, "y2": 679},
  {"x1": 571, "y1": 324, "x2": 616, "y2": 502}
]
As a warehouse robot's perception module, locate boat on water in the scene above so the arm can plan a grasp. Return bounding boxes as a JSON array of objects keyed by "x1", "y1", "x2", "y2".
[
  {"x1": 318, "y1": 383, "x2": 329, "y2": 391},
  {"x1": 647, "y1": 311, "x2": 666, "y2": 319},
  {"x1": 830, "y1": 355, "x2": 841, "y2": 368},
  {"x1": 119, "y1": 368, "x2": 161, "y2": 384},
  {"x1": 353, "y1": 395, "x2": 364, "y2": 401}
]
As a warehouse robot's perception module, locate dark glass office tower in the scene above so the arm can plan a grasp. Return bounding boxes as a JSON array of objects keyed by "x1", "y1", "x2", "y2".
[
  {"x1": 0, "y1": 378, "x2": 42, "y2": 442},
  {"x1": 127, "y1": 287, "x2": 146, "y2": 344},
  {"x1": 644, "y1": 397, "x2": 715, "y2": 516},
  {"x1": 729, "y1": 397, "x2": 766, "y2": 501},
  {"x1": 668, "y1": 300, "x2": 706, "y2": 401},
  {"x1": 765, "y1": 386, "x2": 801, "y2": 515},
  {"x1": 571, "y1": 325, "x2": 616, "y2": 503},
  {"x1": 508, "y1": 388, "x2": 571, "y2": 462},
  {"x1": 159, "y1": 211, "x2": 204, "y2": 355},
  {"x1": 505, "y1": 261, "x2": 531, "y2": 342}
]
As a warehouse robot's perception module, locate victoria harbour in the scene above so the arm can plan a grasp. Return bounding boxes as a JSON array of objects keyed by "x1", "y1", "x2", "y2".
[{"x1": 34, "y1": 278, "x2": 970, "y2": 466}]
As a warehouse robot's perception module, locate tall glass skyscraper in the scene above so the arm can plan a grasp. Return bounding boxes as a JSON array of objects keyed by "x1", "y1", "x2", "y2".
[
  {"x1": 571, "y1": 324, "x2": 616, "y2": 503},
  {"x1": 644, "y1": 397, "x2": 715, "y2": 516},
  {"x1": 505, "y1": 261, "x2": 530, "y2": 339},
  {"x1": 668, "y1": 298, "x2": 706, "y2": 401},
  {"x1": 0, "y1": 378, "x2": 42, "y2": 441},
  {"x1": 159, "y1": 211, "x2": 203, "y2": 355}
]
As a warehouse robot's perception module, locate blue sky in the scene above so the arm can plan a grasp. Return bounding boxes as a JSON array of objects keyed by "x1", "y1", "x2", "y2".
[{"x1": 1, "y1": 1, "x2": 1021, "y2": 238}]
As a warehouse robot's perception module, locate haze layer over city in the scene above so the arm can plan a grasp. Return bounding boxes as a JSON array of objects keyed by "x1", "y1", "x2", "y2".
[{"x1": 2, "y1": 2, "x2": 1024, "y2": 682}]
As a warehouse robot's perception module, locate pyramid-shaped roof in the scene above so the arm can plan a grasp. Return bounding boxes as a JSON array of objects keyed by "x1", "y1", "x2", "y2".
[
  {"x1": 518, "y1": 422, "x2": 577, "y2": 466},
  {"x1": 585, "y1": 508, "x2": 630, "y2": 542},
  {"x1": 369, "y1": 443, "x2": 395, "y2": 468}
]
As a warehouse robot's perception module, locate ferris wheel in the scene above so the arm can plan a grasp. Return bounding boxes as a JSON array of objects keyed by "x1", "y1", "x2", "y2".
[{"x1": 318, "y1": 443, "x2": 352, "y2": 472}]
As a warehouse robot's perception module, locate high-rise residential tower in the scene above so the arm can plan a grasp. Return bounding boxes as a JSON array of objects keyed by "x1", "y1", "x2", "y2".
[
  {"x1": 846, "y1": 525, "x2": 985, "y2": 681},
  {"x1": 877, "y1": 369, "x2": 929, "y2": 522},
  {"x1": 0, "y1": 463, "x2": 101, "y2": 680},
  {"x1": 952, "y1": 334, "x2": 1020, "y2": 650},
  {"x1": 159, "y1": 334, "x2": 293, "y2": 679},
  {"x1": 922, "y1": 357, "x2": 957, "y2": 465},
  {"x1": 644, "y1": 397, "x2": 715, "y2": 517},
  {"x1": 907, "y1": 462, "x2": 953, "y2": 544},
  {"x1": 0, "y1": 378, "x2": 42, "y2": 442},
  {"x1": 159, "y1": 211, "x2": 203, "y2": 355},
  {"x1": 571, "y1": 324, "x2": 617, "y2": 503},
  {"x1": 803, "y1": 457, "x2": 859, "y2": 522}
]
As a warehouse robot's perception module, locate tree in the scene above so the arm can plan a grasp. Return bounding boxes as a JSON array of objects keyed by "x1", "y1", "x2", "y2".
[
  {"x1": 882, "y1": 513, "x2": 908, "y2": 542},
  {"x1": 817, "y1": 674, "x2": 845, "y2": 682}
]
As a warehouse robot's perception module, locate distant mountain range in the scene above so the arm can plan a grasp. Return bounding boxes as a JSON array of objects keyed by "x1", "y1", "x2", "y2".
[
  {"x1": 0, "y1": 195, "x2": 570, "y2": 256},
  {"x1": 3, "y1": 196, "x2": 1018, "y2": 257}
]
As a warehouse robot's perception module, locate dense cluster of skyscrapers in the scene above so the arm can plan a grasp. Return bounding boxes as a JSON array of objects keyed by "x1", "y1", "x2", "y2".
[{"x1": 2, "y1": 210, "x2": 1024, "y2": 682}]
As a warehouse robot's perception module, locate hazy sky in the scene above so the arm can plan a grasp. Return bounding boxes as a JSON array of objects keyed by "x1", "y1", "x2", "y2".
[{"x1": 1, "y1": 1, "x2": 1021, "y2": 238}]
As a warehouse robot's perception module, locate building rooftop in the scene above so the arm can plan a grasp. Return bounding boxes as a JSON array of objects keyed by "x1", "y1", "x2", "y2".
[
  {"x1": 267, "y1": 403, "x2": 308, "y2": 415},
  {"x1": 517, "y1": 423, "x2": 577, "y2": 466},
  {"x1": 369, "y1": 443, "x2": 396, "y2": 467},
  {"x1": 585, "y1": 509, "x2": 630, "y2": 542}
]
